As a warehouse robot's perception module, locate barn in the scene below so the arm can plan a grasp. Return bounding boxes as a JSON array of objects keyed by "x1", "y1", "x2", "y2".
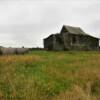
[{"x1": 44, "y1": 25, "x2": 99, "y2": 51}]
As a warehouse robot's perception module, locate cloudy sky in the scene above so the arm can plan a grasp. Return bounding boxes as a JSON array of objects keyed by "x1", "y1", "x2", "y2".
[{"x1": 0, "y1": 0, "x2": 100, "y2": 47}]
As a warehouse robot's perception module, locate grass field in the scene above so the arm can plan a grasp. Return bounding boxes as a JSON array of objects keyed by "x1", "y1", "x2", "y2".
[{"x1": 0, "y1": 51, "x2": 100, "y2": 100}]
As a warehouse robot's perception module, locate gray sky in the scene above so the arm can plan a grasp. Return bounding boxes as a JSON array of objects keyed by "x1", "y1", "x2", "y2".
[{"x1": 0, "y1": 0, "x2": 100, "y2": 47}]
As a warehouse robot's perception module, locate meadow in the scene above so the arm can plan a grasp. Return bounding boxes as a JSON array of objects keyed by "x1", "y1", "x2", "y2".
[{"x1": 0, "y1": 51, "x2": 100, "y2": 100}]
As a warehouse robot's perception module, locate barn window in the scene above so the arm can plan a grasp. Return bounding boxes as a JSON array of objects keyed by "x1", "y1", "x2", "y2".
[{"x1": 72, "y1": 36, "x2": 76, "y2": 44}]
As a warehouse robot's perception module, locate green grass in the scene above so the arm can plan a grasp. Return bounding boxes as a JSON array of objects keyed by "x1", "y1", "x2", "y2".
[{"x1": 0, "y1": 51, "x2": 100, "y2": 100}]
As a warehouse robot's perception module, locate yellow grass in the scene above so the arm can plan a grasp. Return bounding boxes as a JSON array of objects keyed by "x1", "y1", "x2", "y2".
[{"x1": 0, "y1": 51, "x2": 100, "y2": 100}]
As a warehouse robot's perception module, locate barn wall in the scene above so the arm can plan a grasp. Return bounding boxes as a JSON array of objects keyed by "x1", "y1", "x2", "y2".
[
  {"x1": 82, "y1": 36, "x2": 99, "y2": 50},
  {"x1": 61, "y1": 33, "x2": 72, "y2": 50},
  {"x1": 67, "y1": 34, "x2": 99, "y2": 50},
  {"x1": 44, "y1": 32, "x2": 99, "y2": 51},
  {"x1": 53, "y1": 34, "x2": 64, "y2": 51},
  {"x1": 44, "y1": 35, "x2": 55, "y2": 50}
]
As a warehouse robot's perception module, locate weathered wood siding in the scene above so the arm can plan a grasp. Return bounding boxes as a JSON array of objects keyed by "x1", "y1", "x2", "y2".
[
  {"x1": 44, "y1": 35, "x2": 55, "y2": 50},
  {"x1": 43, "y1": 25, "x2": 99, "y2": 51}
]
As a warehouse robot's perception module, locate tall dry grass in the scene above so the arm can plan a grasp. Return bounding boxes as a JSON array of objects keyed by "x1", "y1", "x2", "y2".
[{"x1": 0, "y1": 51, "x2": 100, "y2": 100}]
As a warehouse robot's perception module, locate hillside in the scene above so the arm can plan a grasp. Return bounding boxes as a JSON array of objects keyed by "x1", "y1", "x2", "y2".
[{"x1": 0, "y1": 51, "x2": 100, "y2": 100}]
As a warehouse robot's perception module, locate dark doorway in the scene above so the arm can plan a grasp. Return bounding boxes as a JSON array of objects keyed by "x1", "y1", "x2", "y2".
[{"x1": 72, "y1": 36, "x2": 76, "y2": 44}]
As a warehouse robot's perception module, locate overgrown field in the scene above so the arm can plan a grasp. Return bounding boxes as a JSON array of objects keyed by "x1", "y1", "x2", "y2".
[{"x1": 0, "y1": 51, "x2": 100, "y2": 100}]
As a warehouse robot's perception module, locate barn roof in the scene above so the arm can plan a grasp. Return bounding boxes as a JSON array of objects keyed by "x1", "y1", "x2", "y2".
[
  {"x1": 44, "y1": 33, "x2": 59, "y2": 40},
  {"x1": 61, "y1": 25, "x2": 87, "y2": 35},
  {"x1": 61, "y1": 25, "x2": 100, "y2": 39}
]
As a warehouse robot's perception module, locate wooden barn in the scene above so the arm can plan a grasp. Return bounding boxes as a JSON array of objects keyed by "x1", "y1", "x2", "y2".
[{"x1": 44, "y1": 25, "x2": 99, "y2": 51}]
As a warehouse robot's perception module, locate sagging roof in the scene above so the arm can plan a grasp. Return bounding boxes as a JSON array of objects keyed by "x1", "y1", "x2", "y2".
[
  {"x1": 61, "y1": 25, "x2": 87, "y2": 35},
  {"x1": 60, "y1": 25, "x2": 100, "y2": 39}
]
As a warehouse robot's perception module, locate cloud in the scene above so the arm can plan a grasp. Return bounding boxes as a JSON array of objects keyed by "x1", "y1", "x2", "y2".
[{"x1": 0, "y1": 0, "x2": 100, "y2": 47}]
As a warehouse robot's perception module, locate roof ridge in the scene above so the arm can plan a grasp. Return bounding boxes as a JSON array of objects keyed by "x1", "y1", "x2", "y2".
[
  {"x1": 63, "y1": 25, "x2": 80, "y2": 28},
  {"x1": 62, "y1": 25, "x2": 87, "y2": 35}
]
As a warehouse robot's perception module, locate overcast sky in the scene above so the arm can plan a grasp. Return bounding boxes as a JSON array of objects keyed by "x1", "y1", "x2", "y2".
[{"x1": 0, "y1": 0, "x2": 100, "y2": 47}]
